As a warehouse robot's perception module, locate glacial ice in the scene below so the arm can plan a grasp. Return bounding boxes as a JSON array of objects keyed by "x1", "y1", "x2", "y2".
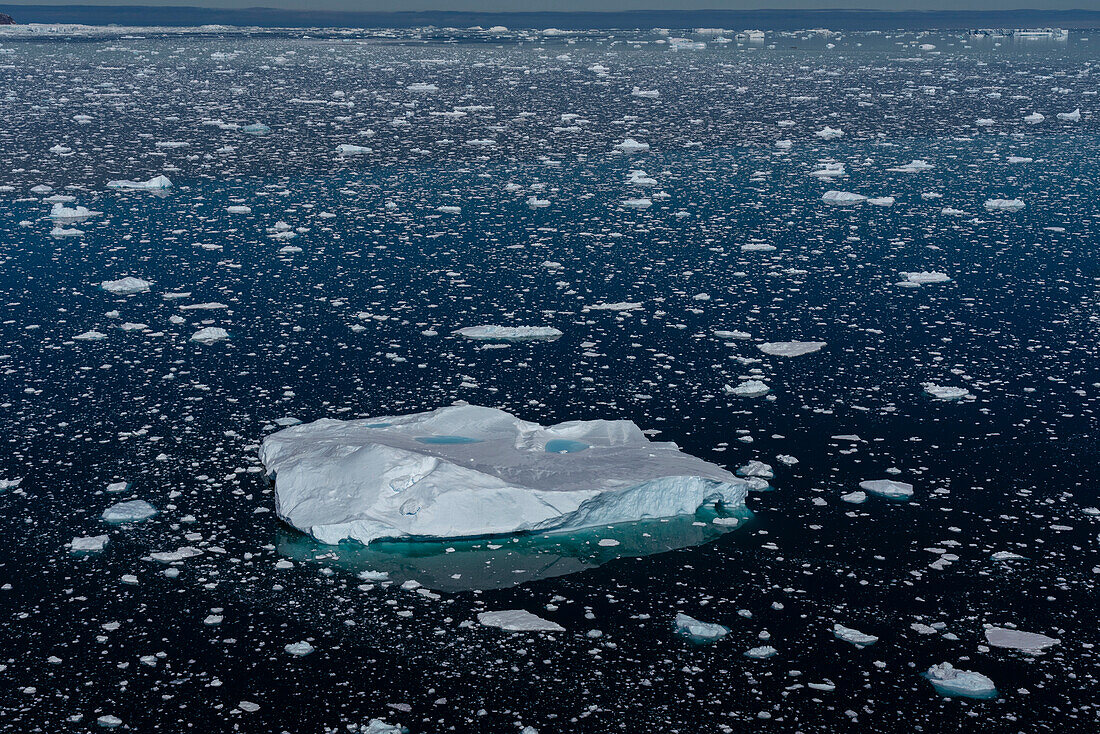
[
  {"x1": 984, "y1": 627, "x2": 1059, "y2": 652},
  {"x1": 673, "y1": 613, "x2": 730, "y2": 643},
  {"x1": 832, "y1": 623, "x2": 878, "y2": 647},
  {"x1": 452, "y1": 326, "x2": 562, "y2": 342},
  {"x1": 477, "y1": 609, "x2": 564, "y2": 632},
  {"x1": 984, "y1": 198, "x2": 1025, "y2": 212},
  {"x1": 107, "y1": 175, "x2": 172, "y2": 190},
  {"x1": 924, "y1": 663, "x2": 997, "y2": 699},
  {"x1": 100, "y1": 277, "x2": 152, "y2": 295},
  {"x1": 725, "y1": 380, "x2": 770, "y2": 397},
  {"x1": 260, "y1": 404, "x2": 753, "y2": 545},
  {"x1": 822, "y1": 190, "x2": 866, "y2": 205},
  {"x1": 859, "y1": 479, "x2": 914, "y2": 499},
  {"x1": 757, "y1": 341, "x2": 827, "y2": 357},
  {"x1": 191, "y1": 327, "x2": 229, "y2": 343},
  {"x1": 923, "y1": 383, "x2": 971, "y2": 400},
  {"x1": 69, "y1": 535, "x2": 109, "y2": 553},
  {"x1": 50, "y1": 203, "x2": 101, "y2": 219},
  {"x1": 102, "y1": 500, "x2": 158, "y2": 523}
]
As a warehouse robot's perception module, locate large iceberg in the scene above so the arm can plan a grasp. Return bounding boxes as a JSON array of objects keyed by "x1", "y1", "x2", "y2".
[{"x1": 260, "y1": 405, "x2": 754, "y2": 546}]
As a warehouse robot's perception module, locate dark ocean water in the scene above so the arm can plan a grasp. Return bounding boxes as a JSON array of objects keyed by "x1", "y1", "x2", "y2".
[{"x1": 0, "y1": 26, "x2": 1097, "y2": 733}]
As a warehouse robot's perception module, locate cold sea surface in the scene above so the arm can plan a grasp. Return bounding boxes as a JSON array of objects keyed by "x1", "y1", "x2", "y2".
[{"x1": 0, "y1": 25, "x2": 1097, "y2": 733}]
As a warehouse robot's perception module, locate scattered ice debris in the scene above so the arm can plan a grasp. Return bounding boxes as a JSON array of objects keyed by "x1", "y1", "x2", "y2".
[
  {"x1": 261, "y1": 405, "x2": 753, "y2": 545},
  {"x1": 452, "y1": 326, "x2": 562, "y2": 342},
  {"x1": 100, "y1": 277, "x2": 152, "y2": 295},
  {"x1": 190, "y1": 327, "x2": 229, "y2": 343},
  {"x1": 822, "y1": 190, "x2": 866, "y2": 205},
  {"x1": 984, "y1": 627, "x2": 1059, "y2": 652},
  {"x1": 107, "y1": 175, "x2": 172, "y2": 190},
  {"x1": 725, "y1": 380, "x2": 770, "y2": 398},
  {"x1": 285, "y1": 641, "x2": 316, "y2": 656},
  {"x1": 924, "y1": 663, "x2": 997, "y2": 699},
  {"x1": 477, "y1": 610, "x2": 564, "y2": 632},
  {"x1": 757, "y1": 341, "x2": 826, "y2": 357},
  {"x1": 984, "y1": 198, "x2": 1025, "y2": 212},
  {"x1": 923, "y1": 383, "x2": 971, "y2": 400},
  {"x1": 69, "y1": 535, "x2": 109, "y2": 553},
  {"x1": 101, "y1": 500, "x2": 158, "y2": 523},
  {"x1": 673, "y1": 613, "x2": 730, "y2": 643},
  {"x1": 859, "y1": 479, "x2": 914, "y2": 499},
  {"x1": 832, "y1": 624, "x2": 878, "y2": 647}
]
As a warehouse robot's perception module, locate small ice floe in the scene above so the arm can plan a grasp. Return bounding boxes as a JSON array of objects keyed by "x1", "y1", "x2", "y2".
[
  {"x1": 832, "y1": 624, "x2": 878, "y2": 648},
  {"x1": 859, "y1": 479, "x2": 914, "y2": 499},
  {"x1": 285, "y1": 641, "x2": 315, "y2": 656},
  {"x1": 585, "y1": 301, "x2": 642, "y2": 311},
  {"x1": 741, "y1": 242, "x2": 776, "y2": 252},
  {"x1": 107, "y1": 175, "x2": 172, "y2": 190},
  {"x1": 101, "y1": 277, "x2": 152, "y2": 295},
  {"x1": 527, "y1": 196, "x2": 550, "y2": 208},
  {"x1": 149, "y1": 547, "x2": 202, "y2": 563},
  {"x1": 1056, "y1": 108, "x2": 1081, "y2": 122},
  {"x1": 102, "y1": 500, "x2": 158, "y2": 523},
  {"x1": 0, "y1": 478, "x2": 22, "y2": 492},
  {"x1": 984, "y1": 627, "x2": 1059, "y2": 652},
  {"x1": 867, "y1": 196, "x2": 895, "y2": 206},
  {"x1": 453, "y1": 326, "x2": 562, "y2": 342},
  {"x1": 97, "y1": 715, "x2": 124, "y2": 728},
  {"x1": 477, "y1": 610, "x2": 564, "y2": 632},
  {"x1": 899, "y1": 271, "x2": 951, "y2": 287},
  {"x1": 809, "y1": 162, "x2": 846, "y2": 178},
  {"x1": 840, "y1": 490, "x2": 867, "y2": 504},
  {"x1": 1007, "y1": 156, "x2": 1033, "y2": 164},
  {"x1": 614, "y1": 138, "x2": 650, "y2": 153},
  {"x1": 715, "y1": 329, "x2": 751, "y2": 340},
  {"x1": 51, "y1": 226, "x2": 85, "y2": 237},
  {"x1": 622, "y1": 197, "x2": 652, "y2": 209},
  {"x1": 69, "y1": 535, "x2": 109, "y2": 553},
  {"x1": 241, "y1": 123, "x2": 271, "y2": 134},
  {"x1": 941, "y1": 207, "x2": 967, "y2": 216},
  {"x1": 406, "y1": 82, "x2": 439, "y2": 92},
  {"x1": 74, "y1": 330, "x2": 108, "y2": 341},
  {"x1": 436, "y1": 205, "x2": 461, "y2": 214},
  {"x1": 336, "y1": 144, "x2": 372, "y2": 155},
  {"x1": 50, "y1": 144, "x2": 73, "y2": 154},
  {"x1": 924, "y1": 662, "x2": 997, "y2": 699},
  {"x1": 725, "y1": 380, "x2": 770, "y2": 398},
  {"x1": 815, "y1": 126, "x2": 844, "y2": 139},
  {"x1": 191, "y1": 327, "x2": 229, "y2": 344},
  {"x1": 984, "y1": 198, "x2": 1025, "y2": 212},
  {"x1": 991, "y1": 551, "x2": 1026, "y2": 561},
  {"x1": 888, "y1": 159, "x2": 934, "y2": 173},
  {"x1": 226, "y1": 205, "x2": 252, "y2": 214},
  {"x1": 822, "y1": 190, "x2": 866, "y2": 205},
  {"x1": 106, "y1": 481, "x2": 129, "y2": 493},
  {"x1": 744, "y1": 646, "x2": 779, "y2": 659},
  {"x1": 1023, "y1": 112, "x2": 1045, "y2": 124},
  {"x1": 757, "y1": 341, "x2": 826, "y2": 357},
  {"x1": 50, "y1": 203, "x2": 101, "y2": 220},
  {"x1": 775, "y1": 139, "x2": 793, "y2": 149},
  {"x1": 923, "y1": 383, "x2": 971, "y2": 400},
  {"x1": 673, "y1": 613, "x2": 730, "y2": 643},
  {"x1": 737, "y1": 461, "x2": 773, "y2": 479},
  {"x1": 632, "y1": 86, "x2": 659, "y2": 98}
]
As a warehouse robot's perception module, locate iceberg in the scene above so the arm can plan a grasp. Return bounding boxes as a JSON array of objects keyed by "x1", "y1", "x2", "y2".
[
  {"x1": 260, "y1": 404, "x2": 754, "y2": 546},
  {"x1": 50, "y1": 203, "x2": 101, "y2": 220},
  {"x1": 901, "y1": 271, "x2": 951, "y2": 285},
  {"x1": 924, "y1": 663, "x2": 997, "y2": 699},
  {"x1": 1056, "y1": 108, "x2": 1081, "y2": 122},
  {"x1": 832, "y1": 623, "x2": 878, "y2": 647},
  {"x1": 107, "y1": 175, "x2": 172, "y2": 190},
  {"x1": 816, "y1": 126, "x2": 844, "y2": 139},
  {"x1": 478, "y1": 609, "x2": 564, "y2": 632},
  {"x1": 336, "y1": 144, "x2": 372, "y2": 155},
  {"x1": 452, "y1": 326, "x2": 562, "y2": 342},
  {"x1": 859, "y1": 479, "x2": 914, "y2": 499},
  {"x1": 888, "y1": 159, "x2": 934, "y2": 173},
  {"x1": 758, "y1": 341, "x2": 826, "y2": 357},
  {"x1": 101, "y1": 277, "x2": 152, "y2": 295},
  {"x1": 984, "y1": 198, "x2": 1025, "y2": 212},
  {"x1": 923, "y1": 383, "x2": 971, "y2": 400},
  {"x1": 70, "y1": 535, "x2": 109, "y2": 553},
  {"x1": 191, "y1": 327, "x2": 229, "y2": 343},
  {"x1": 822, "y1": 190, "x2": 866, "y2": 205},
  {"x1": 984, "y1": 627, "x2": 1059, "y2": 652},
  {"x1": 614, "y1": 138, "x2": 650, "y2": 153},
  {"x1": 725, "y1": 380, "x2": 770, "y2": 398},
  {"x1": 102, "y1": 500, "x2": 158, "y2": 523},
  {"x1": 673, "y1": 613, "x2": 730, "y2": 643}
]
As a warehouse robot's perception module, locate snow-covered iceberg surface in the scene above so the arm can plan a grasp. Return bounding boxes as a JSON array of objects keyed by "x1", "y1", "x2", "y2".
[{"x1": 261, "y1": 405, "x2": 755, "y2": 546}]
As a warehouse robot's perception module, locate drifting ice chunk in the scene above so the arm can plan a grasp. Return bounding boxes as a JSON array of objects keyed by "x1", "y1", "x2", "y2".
[
  {"x1": 478, "y1": 609, "x2": 564, "y2": 632},
  {"x1": 101, "y1": 277, "x2": 152, "y2": 295},
  {"x1": 815, "y1": 126, "x2": 844, "y2": 139},
  {"x1": 614, "y1": 138, "x2": 650, "y2": 152},
  {"x1": 745, "y1": 646, "x2": 779, "y2": 659},
  {"x1": 150, "y1": 547, "x2": 203, "y2": 563},
  {"x1": 1056, "y1": 108, "x2": 1081, "y2": 122},
  {"x1": 758, "y1": 341, "x2": 826, "y2": 357},
  {"x1": 859, "y1": 479, "x2": 914, "y2": 499},
  {"x1": 901, "y1": 271, "x2": 951, "y2": 285},
  {"x1": 585, "y1": 301, "x2": 643, "y2": 311},
  {"x1": 833, "y1": 623, "x2": 878, "y2": 647},
  {"x1": 50, "y1": 203, "x2": 101, "y2": 219},
  {"x1": 868, "y1": 196, "x2": 895, "y2": 206},
  {"x1": 102, "y1": 500, "x2": 158, "y2": 523},
  {"x1": 984, "y1": 198, "x2": 1025, "y2": 212},
  {"x1": 923, "y1": 383, "x2": 971, "y2": 400},
  {"x1": 925, "y1": 663, "x2": 997, "y2": 699},
  {"x1": 453, "y1": 326, "x2": 562, "y2": 342},
  {"x1": 260, "y1": 405, "x2": 754, "y2": 545},
  {"x1": 191, "y1": 327, "x2": 229, "y2": 343},
  {"x1": 406, "y1": 83, "x2": 439, "y2": 92},
  {"x1": 822, "y1": 190, "x2": 866, "y2": 205},
  {"x1": 107, "y1": 175, "x2": 172, "y2": 190},
  {"x1": 74, "y1": 330, "x2": 108, "y2": 341},
  {"x1": 673, "y1": 613, "x2": 730, "y2": 643},
  {"x1": 70, "y1": 535, "x2": 109, "y2": 553},
  {"x1": 285, "y1": 641, "x2": 315, "y2": 656},
  {"x1": 725, "y1": 380, "x2": 770, "y2": 397},
  {"x1": 1023, "y1": 112, "x2": 1045, "y2": 124},
  {"x1": 840, "y1": 490, "x2": 867, "y2": 504},
  {"x1": 984, "y1": 627, "x2": 1059, "y2": 652},
  {"x1": 336, "y1": 144, "x2": 372, "y2": 155},
  {"x1": 888, "y1": 159, "x2": 934, "y2": 173}
]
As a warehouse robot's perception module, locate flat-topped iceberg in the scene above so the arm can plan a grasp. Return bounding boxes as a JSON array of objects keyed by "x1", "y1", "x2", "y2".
[
  {"x1": 107, "y1": 175, "x2": 172, "y2": 190},
  {"x1": 453, "y1": 326, "x2": 562, "y2": 342},
  {"x1": 260, "y1": 404, "x2": 754, "y2": 546},
  {"x1": 925, "y1": 663, "x2": 997, "y2": 699},
  {"x1": 101, "y1": 277, "x2": 152, "y2": 295}
]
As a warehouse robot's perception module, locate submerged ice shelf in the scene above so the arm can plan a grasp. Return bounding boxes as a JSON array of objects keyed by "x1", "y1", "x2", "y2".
[{"x1": 261, "y1": 404, "x2": 758, "y2": 546}]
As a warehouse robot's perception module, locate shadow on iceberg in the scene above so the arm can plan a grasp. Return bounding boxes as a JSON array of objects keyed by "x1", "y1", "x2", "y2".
[{"x1": 275, "y1": 505, "x2": 754, "y2": 593}]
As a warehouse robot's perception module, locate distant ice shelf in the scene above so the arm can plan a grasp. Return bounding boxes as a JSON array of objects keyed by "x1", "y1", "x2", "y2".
[{"x1": 260, "y1": 404, "x2": 757, "y2": 546}]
